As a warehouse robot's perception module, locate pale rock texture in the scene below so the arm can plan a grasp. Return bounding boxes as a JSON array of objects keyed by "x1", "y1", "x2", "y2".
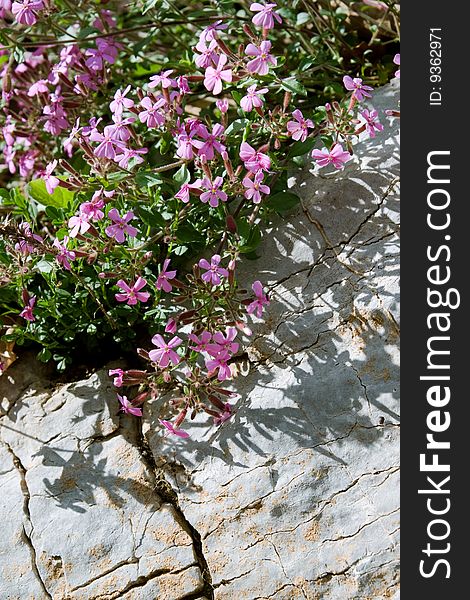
[{"x1": 0, "y1": 81, "x2": 399, "y2": 599}]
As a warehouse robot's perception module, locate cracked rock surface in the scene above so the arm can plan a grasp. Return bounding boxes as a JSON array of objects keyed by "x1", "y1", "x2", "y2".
[{"x1": 0, "y1": 82, "x2": 399, "y2": 600}]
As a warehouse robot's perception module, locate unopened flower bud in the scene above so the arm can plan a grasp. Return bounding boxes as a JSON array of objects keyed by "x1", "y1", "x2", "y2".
[
  {"x1": 283, "y1": 91, "x2": 292, "y2": 112},
  {"x1": 165, "y1": 318, "x2": 177, "y2": 334},
  {"x1": 226, "y1": 214, "x2": 237, "y2": 234}
]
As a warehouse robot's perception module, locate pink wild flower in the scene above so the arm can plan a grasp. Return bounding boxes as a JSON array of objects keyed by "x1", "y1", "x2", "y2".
[
  {"x1": 199, "y1": 254, "x2": 229, "y2": 286},
  {"x1": 311, "y1": 143, "x2": 352, "y2": 170},
  {"x1": 243, "y1": 172, "x2": 270, "y2": 204},
  {"x1": 245, "y1": 41, "x2": 277, "y2": 76},
  {"x1": 360, "y1": 108, "x2": 384, "y2": 138},
  {"x1": 105, "y1": 208, "x2": 138, "y2": 243},
  {"x1": 12, "y1": 0, "x2": 44, "y2": 26},
  {"x1": 109, "y1": 85, "x2": 134, "y2": 116},
  {"x1": 68, "y1": 213, "x2": 91, "y2": 238},
  {"x1": 158, "y1": 419, "x2": 190, "y2": 438},
  {"x1": 43, "y1": 160, "x2": 60, "y2": 194},
  {"x1": 149, "y1": 70, "x2": 176, "y2": 89},
  {"x1": 109, "y1": 368, "x2": 124, "y2": 387},
  {"x1": 205, "y1": 350, "x2": 232, "y2": 381},
  {"x1": 287, "y1": 109, "x2": 314, "y2": 142},
  {"x1": 200, "y1": 176, "x2": 227, "y2": 207},
  {"x1": 156, "y1": 258, "x2": 177, "y2": 292},
  {"x1": 138, "y1": 97, "x2": 166, "y2": 128},
  {"x1": 247, "y1": 280, "x2": 270, "y2": 318},
  {"x1": 189, "y1": 331, "x2": 212, "y2": 353},
  {"x1": 250, "y1": 2, "x2": 282, "y2": 29},
  {"x1": 207, "y1": 328, "x2": 239, "y2": 356},
  {"x1": 118, "y1": 394, "x2": 143, "y2": 417},
  {"x1": 20, "y1": 295, "x2": 36, "y2": 322},
  {"x1": 204, "y1": 54, "x2": 233, "y2": 95},
  {"x1": 343, "y1": 76, "x2": 373, "y2": 102},
  {"x1": 115, "y1": 277, "x2": 150, "y2": 305},
  {"x1": 240, "y1": 84, "x2": 268, "y2": 112},
  {"x1": 53, "y1": 236, "x2": 76, "y2": 271},
  {"x1": 239, "y1": 141, "x2": 271, "y2": 173},
  {"x1": 149, "y1": 335, "x2": 182, "y2": 368},
  {"x1": 192, "y1": 123, "x2": 226, "y2": 160}
]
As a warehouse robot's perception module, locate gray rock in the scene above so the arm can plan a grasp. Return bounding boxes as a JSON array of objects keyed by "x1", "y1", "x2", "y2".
[
  {"x1": 0, "y1": 81, "x2": 399, "y2": 599},
  {"x1": 0, "y1": 370, "x2": 204, "y2": 599}
]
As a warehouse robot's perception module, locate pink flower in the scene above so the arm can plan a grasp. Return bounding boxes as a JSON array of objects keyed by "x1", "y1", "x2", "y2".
[
  {"x1": 108, "y1": 115, "x2": 135, "y2": 142},
  {"x1": 216, "y1": 98, "x2": 229, "y2": 113},
  {"x1": 208, "y1": 328, "x2": 239, "y2": 356},
  {"x1": 118, "y1": 394, "x2": 143, "y2": 417},
  {"x1": 165, "y1": 319, "x2": 177, "y2": 334},
  {"x1": 200, "y1": 20, "x2": 228, "y2": 43},
  {"x1": 158, "y1": 419, "x2": 190, "y2": 438},
  {"x1": 214, "y1": 403, "x2": 233, "y2": 426},
  {"x1": 243, "y1": 172, "x2": 270, "y2": 204},
  {"x1": 393, "y1": 53, "x2": 400, "y2": 79},
  {"x1": 247, "y1": 280, "x2": 270, "y2": 318},
  {"x1": 189, "y1": 331, "x2": 212, "y2": 353},
  {"x1": 20, "y1": 295, "x2": 36, "y2": 322},
  {"x1": 205, "y1": 350, "x2": 232, "y2": 381},
  {"x1": 15, "y1": 222, "x2": 43, "y2": 255},
  {"x1": 287, "y1": 109, "x2": 314, "y2": 142},
  {"x1": 311, "y1": 143, "x2": 352, "y2": 170},
  {"x1": 12, "y1": 0, "x2": 44, "y2": 26},
  {"x1": 149, "y1": 334, "x2": 182, "y2": 368},
  {"x1": 240, "y1": 84, "x2": 268, "y2": 112},
  {"x1": 194, "y1": 39, "x2": 219, "y2": 69},
  {"x1": 239, "y1": 141, "x2": 271, "y2": 173},
  {"x1": 149, "y1": 70, "x2": 176, "y2": 89},
  {"x1": 109, "y1": 368, "x2": 124, "y2": 387},
  {"x1": 90, "y1": 126, "x2": 127, "y2": 160},
  {"x1": 114, "y1": 147, "x2": 148, "y2": 169},
  {"x1": 200, "y1": 176, "x2": 227, "y2": 208},
  {"x1": 110, "y1": 85, "x2": 134, "y2": 116},
  {"x1": 68, "y1": 213, "x2": 91, "y2": 238},
  {"x1": 250, "y1": 2, "x2": 282, "y2": 29},
  {"x1": 199, "y1": 254, "x2": 229, "y2": 286},
  {"x1": 115, "y1": 277, "x2": 150, "y2": 305},
  {"x1": 86, "y1": 37, "x2": 120, "y2": 70},
  {"x1": 156, "y1": 258, "x2": 177, "y2": 292},
  {"x1": 245, "y1": 41, "x2": 277, "y2": 76},
  {"x1": 360, "y1": 108, "x2": 384, "y2": 138},
  {"x1": 53, "y1": 236, "x2": 76, "y2": 271},
  {"x1": 105, "y1": 208, "x2": 138, "y2": 243},
  {"x1": 176, "y1": 133, "x2": 195, "y2": 160},
  {"x1": 43, "y1": 160, "x2": 60, "y2": 194},
  {"x1": 138, "y1": 97, "x2": 166, "y2": 129},
  {"x1": 193, "y1": 123, "x2": 226, "y2": 160},
  {"x1": 27, "y1": 79, "x2": 49, "y2": 97},
  {"x1": 343, "y1": 76, "x2": 373, "y2": 102},
  {"x1": 175, "y1": 182, "x2": 192, "y2": 203},
  {"x1": 204, "y1": 54, "x2": 233, "y2": 95}
]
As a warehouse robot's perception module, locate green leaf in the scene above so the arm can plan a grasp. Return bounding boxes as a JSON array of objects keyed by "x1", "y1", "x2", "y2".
[
  {"x1": 37, "y1": 348, "x2": 52, "y2": 363},
  {"x1": 288, "y1": 137, "x2": 317, "y2": 157},
  {"x1": 27, "y1": 179, "x2": 74, "y2": 209},
  {"x1": 137, "y1": 206, "x2": 167, "y2": 228},
  {"x1": 174, "y1": 164, "x2": 190, "y2": 185},
  {"x1": 175, "y1": 223, "x2": 203, "y2": 244},
  {"x1": 239, "y1": 224, "x2": 262, "y2": 253},
  {"x1": 267, "y1": 191, "x2": 301, "y2": 213},
  {"x1": 280, "y1": 77, "x2": 308, "y2": 97},
  {"x1": 225, "y1": 118, "x2": 249, "y2": 135},
  {"x1": 135, "y1": 171, "x2": 163, "y2": 188}
]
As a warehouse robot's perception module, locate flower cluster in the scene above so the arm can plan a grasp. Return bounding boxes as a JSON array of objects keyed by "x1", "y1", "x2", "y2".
[{"x1": 0, "y1": 0, "x2": 397, "y2": 437}]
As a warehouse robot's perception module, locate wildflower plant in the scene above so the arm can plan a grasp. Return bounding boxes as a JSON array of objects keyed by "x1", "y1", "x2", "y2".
[{"x1": 0, "y1": 0, "x2": 399, "y2": 436}]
